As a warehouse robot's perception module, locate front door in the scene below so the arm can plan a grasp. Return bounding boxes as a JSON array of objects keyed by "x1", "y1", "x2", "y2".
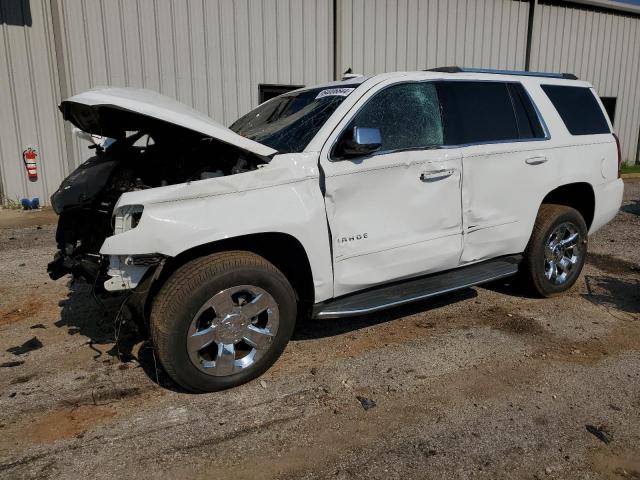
[{"x1": 320, "y1": 81, "x2": 463, "y2": 297}]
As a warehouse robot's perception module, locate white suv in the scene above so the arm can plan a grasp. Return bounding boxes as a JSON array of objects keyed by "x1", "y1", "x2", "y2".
[{"x1": 49, "y1": 67, "x2": 624, "y2": 392}]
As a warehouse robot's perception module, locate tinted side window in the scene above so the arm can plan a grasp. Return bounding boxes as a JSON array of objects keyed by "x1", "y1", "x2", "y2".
[
  {"x1": 345, "y1": 82, "x2": 443, "y2": 152},
  {"x1": 437, "y1": 81, "x2": 518, "y2": 144},
  {"x1": 507, "y1": 83, "x2": 545, "y2": 139},
  {"x1": 541, "y1": 85, "x2": 610, "y2": 135}
]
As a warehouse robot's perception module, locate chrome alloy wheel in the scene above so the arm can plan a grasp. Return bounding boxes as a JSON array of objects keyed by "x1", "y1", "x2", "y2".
[
  {"x1": 543, "y1": 222, "x2": 583, "y2": 285},
  {"x1": 186, "y1": 285, "x2": 279, "y2": 376}
]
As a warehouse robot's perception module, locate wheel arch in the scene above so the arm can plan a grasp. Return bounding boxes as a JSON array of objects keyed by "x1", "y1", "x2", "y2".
[
  {"x1": 146, "y1": 232, "x2": 316, "y2": 313},
  {"x1": 539, "y1": 182, "x2": 595, "y2": 230}
]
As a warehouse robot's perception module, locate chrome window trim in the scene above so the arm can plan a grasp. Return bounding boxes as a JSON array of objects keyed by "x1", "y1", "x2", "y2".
[
  {"x1": 522, "y1": 83, "x2": 551, "y2": 140},
  {"x1": 438, "y1": 136, "x2": 550, "y2": 150},
  {"x1": 329, "y1": 79, "x2": 551, "y2": 162}
]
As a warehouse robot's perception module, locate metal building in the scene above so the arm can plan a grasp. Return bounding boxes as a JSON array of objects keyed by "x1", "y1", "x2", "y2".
[{"x1": 1, "y1": 0, "x2": 639, "y2": 206}]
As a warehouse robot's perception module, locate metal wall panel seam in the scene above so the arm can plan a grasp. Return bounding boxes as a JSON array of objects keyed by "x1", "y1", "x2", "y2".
[
  {"x1": 187, "y1": 2, "x2": 196, "y2": 108},
  {"x1": 23, "y1": 7, "x2": 48, "y2": 195},
  {"x1": 99, "y1": 1, "x2": 111, "y2": 84},
  {"x1": 46, "y1": 0, "x2": 70, "y2": 180},
  {"x1": 1, "y1": 17, "x2": 28, "y2": 201},
  {"x1": 217, "y1": 1, "x2": 227, "y2": 121},
  {"x1": 618, "y1": 17, "x2": 633, "y2": 154},
  {"x1": 625, "y1": 20, "x2": 640, "y2": 159},
  {"x1": 626, "y1": 21, "x2": 640, "y2": 161},
  {"x1": 610, "y1": 16, "x2": 624, "y2": 103}
]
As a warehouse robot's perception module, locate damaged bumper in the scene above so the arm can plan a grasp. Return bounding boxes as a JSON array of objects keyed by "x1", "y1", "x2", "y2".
[
  {"x1": 103, "y1": 254, "x2": 164, "y2": 292},
  {"x1": 48, "y1": 248, "x2": 164, "y2": 293},
  {"x1": 47, "y1": 250, "x2": 101, "y2": 282}
]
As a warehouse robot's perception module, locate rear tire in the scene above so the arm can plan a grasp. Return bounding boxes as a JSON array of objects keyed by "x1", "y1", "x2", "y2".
[
  {"x1": 522, "y1": 204, "x2": 587, "y2": 297},
  {"x1": 150, "y1": 251, "x2": 297, "y2": 392}
]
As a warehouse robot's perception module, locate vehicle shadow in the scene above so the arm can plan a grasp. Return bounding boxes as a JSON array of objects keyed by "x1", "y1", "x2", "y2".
[
  {"x1": 55, "y1": 281, "x2": 481, "y2": 390},
  {"x1": 472, "y1": 276, "x2": 539, "y2": 299},
  {"x1": 54, "y1": 281, "x2": 184, "y2": 391},
  {"x1": 54, "y1": 283, "x2": 124, "y2": 353},
  {"x1": 582, "y1": 274, "x2": 640, "y2": 315},
  {"x1": 52, "y1": 269, "x2": 638, "y2": 393},
  {"x1": 292, "y1": 288, "x2": 477, "y2": 341},
  {"x1": 621, "y1": 199, "x2": 640, "y2": 216}
]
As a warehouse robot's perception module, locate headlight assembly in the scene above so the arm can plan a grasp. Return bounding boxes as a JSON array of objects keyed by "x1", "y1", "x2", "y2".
[{"x1": 113, "y1": 204, "x2": 144, "y2": 235}]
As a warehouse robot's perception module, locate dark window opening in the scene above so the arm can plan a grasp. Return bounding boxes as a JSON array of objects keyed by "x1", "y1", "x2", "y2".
[
  {"x1": 600, "y1": 97, "x2": 617, "y2": 125},
  {"x1": 541, "y1": 85, "x2": 610, "y2": 135},
  {"x1": 258, "y1": 84, "x2": 304, "y2": 103},
  {"x1": 437, "y1": 81, "x2": 519, "y2": 145}
]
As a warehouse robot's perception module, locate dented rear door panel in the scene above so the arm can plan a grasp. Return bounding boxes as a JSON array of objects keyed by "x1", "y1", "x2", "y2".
[{"x1": 459, "y1": 141, "x2": 556, "y2": 263}]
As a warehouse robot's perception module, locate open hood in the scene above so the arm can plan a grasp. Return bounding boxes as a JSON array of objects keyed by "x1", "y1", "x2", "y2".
[{"x1": 59, "y1": 88, "x2": 277, "y2": 158}]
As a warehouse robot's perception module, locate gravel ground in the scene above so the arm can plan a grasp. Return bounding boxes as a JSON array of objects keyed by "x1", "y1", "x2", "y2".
[{"x1": 0, "y1": 180, "x2": 638, "y2": 480}]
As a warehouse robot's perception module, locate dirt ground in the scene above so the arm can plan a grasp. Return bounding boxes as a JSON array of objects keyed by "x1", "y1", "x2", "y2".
[{"x1": 0, "y1": 180, "x2": 639, "y2": 480}]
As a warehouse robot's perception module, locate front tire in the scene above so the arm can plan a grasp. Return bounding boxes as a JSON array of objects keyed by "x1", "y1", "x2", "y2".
[
  {"x1": 522, "y1": 204, "x2": 588, "y2": 297},
  {"x1": 150, "y1": 251, "x2": 297, "y2": 392}
]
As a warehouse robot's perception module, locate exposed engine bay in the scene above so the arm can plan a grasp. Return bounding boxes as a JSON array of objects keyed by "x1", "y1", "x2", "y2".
[{"x1": 47, "y1": 124, "x2": 265, "y2": 285}]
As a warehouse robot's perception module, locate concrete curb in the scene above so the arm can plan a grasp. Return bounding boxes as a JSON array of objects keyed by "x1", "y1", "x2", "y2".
[{"x1": 622, "y1": 173, "x2": 640, "y2": 179}]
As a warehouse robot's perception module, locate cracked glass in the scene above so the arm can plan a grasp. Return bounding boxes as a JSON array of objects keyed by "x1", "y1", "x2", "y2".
[
  {"x1": 346, "y1": 82, "x2": 443, "y2": 152},
  {"x1": 230, "y1": 86, "x2": 357, "y2": 153}
]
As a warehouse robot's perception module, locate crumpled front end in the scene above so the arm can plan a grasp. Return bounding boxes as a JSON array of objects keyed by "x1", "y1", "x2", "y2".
[
  {"x1": 103, "y1": 254, "x2": 164, "y2": 292},
  {"x1": 47, "y1": 208, "x2": 113, "y2": 283},
  {"x1": 49, "y1": 86, "x2": 275, "y2": 288},
  {"x1": 47, "y1": 131, "x2": 267, "y2": 287}
]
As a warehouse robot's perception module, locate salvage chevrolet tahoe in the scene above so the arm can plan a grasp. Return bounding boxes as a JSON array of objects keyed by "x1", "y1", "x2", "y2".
[{"x1": 49, "y1": 68, "x2": 624, "y2": 392}]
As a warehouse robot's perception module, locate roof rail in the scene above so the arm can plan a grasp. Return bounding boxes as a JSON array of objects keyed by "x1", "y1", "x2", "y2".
[{"x1": 426, "y1": 66, "x2": 578, "y2": 80}]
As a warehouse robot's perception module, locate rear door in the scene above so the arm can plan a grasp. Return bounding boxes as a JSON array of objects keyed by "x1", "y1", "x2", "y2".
[
  {"x1": 320, "y1": 80, "x2": 463, "y2": 297},
  {"x1": 436, "y1": 80, "x2": 552, "y2": 264}
]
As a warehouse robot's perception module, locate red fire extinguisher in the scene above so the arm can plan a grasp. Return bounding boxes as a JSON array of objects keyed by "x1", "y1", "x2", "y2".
[{"x1": 23, "y1": 147, "x2": 38, "y2": 181}]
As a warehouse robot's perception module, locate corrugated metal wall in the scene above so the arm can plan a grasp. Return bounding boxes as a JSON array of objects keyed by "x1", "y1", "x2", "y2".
[
  {"x1": 530, "y1": 2, "x2": 640, "y2": 163},
  {"x1": 56, "y1": 0, "x2": 334, "y2": 170},
  {"x1": 2, "y1": 0, "x2": 640, "y2": 206},
  {"x1": 337, "y1": 0, "x2": 530, "y2": 74},
  {"x1": 0, "y1": 0, "x2": 67, "y2": 205},
  {"x1": 338, "y1": 0, "x2": 640, "y2": 163}
]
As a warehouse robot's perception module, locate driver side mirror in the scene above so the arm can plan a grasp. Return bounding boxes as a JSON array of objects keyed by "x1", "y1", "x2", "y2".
[{"x1": 337, "y1": 126, "x2": 382, "y2": 158}]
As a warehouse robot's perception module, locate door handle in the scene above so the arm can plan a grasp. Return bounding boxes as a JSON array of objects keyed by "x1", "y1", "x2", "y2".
[
  {"x1": 525, "y1": 156, "x2": 548, "y2": 165},
  {"x1": 420, "y1": 169, "x2": 455, "y2": 181}
]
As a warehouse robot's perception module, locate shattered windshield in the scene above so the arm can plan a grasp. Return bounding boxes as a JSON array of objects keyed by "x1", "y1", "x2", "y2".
[{"x1": 230, "y1": 86, "x2": 357, "y2": 153}]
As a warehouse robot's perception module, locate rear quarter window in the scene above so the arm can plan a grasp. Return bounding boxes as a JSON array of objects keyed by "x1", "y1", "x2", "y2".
[{"x1": 541, "y1": 85, "x2": 610, "y2": 135}]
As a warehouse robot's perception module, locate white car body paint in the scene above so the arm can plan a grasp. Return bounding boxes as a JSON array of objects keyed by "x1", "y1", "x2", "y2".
[
  {"x1": 100, "y1": 153, "x2": 335, "y2": 301},
  {"x1": 456, "y1": 78, "x2": 621, "y2": 264},
  {"x1": 318, "y1": 73, "x2": 464, "y2": 296},
  {"x1": 64, "y1": 71, "x2": 622, "y2": 303}
]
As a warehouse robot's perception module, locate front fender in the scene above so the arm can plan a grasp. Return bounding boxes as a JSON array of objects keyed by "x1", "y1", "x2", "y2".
[{"x1": 100, "y1": 153, "x2": 334, "y2": 301}]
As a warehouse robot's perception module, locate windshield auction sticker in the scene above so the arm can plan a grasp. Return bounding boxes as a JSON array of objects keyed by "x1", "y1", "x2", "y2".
[{"x1": 315, "y1": 88, "x2": 355, "y2": 99}]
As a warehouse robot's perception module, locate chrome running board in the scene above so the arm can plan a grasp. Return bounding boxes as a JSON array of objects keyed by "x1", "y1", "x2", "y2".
[{"x1": 312, "y1": 255, "x2": 521, "y2": 319}]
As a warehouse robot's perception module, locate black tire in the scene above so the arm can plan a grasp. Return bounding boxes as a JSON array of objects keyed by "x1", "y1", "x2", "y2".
[
  {"x1": 522, "y1": 204, "x2": 588, "y2": 297},
  {"x1": 150, "y1": 251, "x2": 296, "y2": 393}
]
